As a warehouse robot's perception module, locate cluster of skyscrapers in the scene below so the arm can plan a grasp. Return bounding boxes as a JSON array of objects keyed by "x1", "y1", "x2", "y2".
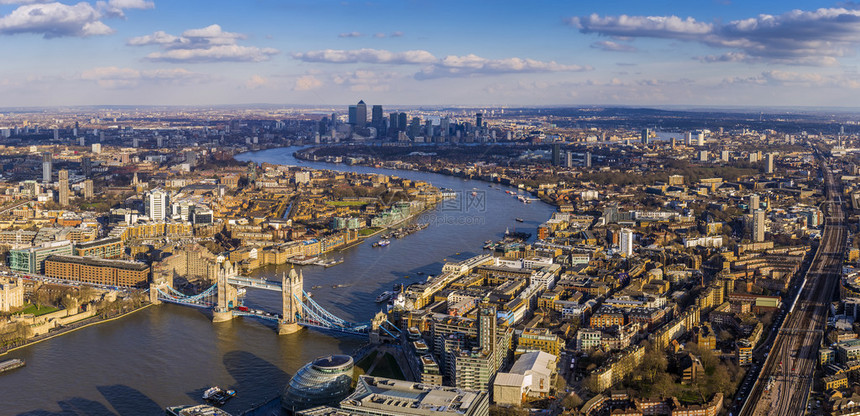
[{"x1": 316, "y1": 100, "x2": 489, "y2": 142}]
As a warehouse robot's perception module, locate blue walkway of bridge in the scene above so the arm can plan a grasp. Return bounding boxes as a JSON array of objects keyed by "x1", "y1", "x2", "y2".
[{"x1": 155, "y1": 282, "x2": 370, "y2": 336}]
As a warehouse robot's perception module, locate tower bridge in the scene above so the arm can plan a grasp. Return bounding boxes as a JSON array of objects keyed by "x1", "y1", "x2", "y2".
[{"x1": 150, "y1": 260, "x2": 381, "y2": 337}]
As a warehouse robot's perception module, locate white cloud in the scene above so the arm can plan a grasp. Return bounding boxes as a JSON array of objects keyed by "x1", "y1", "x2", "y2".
[
  {"x1": 0, "y1": 0, "x2": 152, "y2": 38},
  {"x1": 80, "y1": 66, "x2": 205, "y2": 88},
  {"x1": 145, "y1": 44, "x2": 279, "y2": 63},
  {"x1": 722, "y1": 70, "x2": 860, "y2": 88},
  {"x1": 0, "y1": 0, "x2": 51, "y2": 4},
  {"x1": 129, "y1": 24, "x2": 279, "y2": 63},
  {"x1": 293, "y1": 48, "x2": 589, "y2": 79},
  {"x1": 245, "y1": 74, "x2": 268, "y2": 89},
  {"x1": 294, "y1": 75, "x2": 322, "y2": 91},
  {"x1": 338, "y1": 31, "x2": 363, "y2": 38},
  {"x1": 293, "y1": 48, "x2": 437, "y2": 64},
  {"x1": 570, "y1": 8, "x2": 860, "y2": 65},
  {"x1": 591, "y1": 40, "x2": 637, "y2": 52},
  {"x1": 331, "y1": 70, "x2": 394, "y2": 92},
  {"x1": 0, "y1": 2, "x2": 109, "y2": 37},
  {"x1": 127, "y1": 30, "x2": 185, "y2": 47},
  {"x1": 416, "y1": 55, "x2": 591, "y2": 79},
  {"x1": 97, "y1": 0, "x2": 153, "y2": 18},
  {"x1": 181, "y1": 24, "x2": 244, "y2": 46}
]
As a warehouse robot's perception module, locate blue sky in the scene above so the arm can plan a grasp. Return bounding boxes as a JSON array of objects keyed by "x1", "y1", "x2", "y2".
[{"x1": 3, "y1": 0, "x2": 860, "y2": 107}]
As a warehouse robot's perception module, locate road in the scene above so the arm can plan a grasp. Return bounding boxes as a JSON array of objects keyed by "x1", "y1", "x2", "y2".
[{"x1": 739, "y1": 162, "x2": 846, "y2": 416}]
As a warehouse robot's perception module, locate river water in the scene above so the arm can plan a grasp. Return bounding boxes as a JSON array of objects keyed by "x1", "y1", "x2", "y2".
[{"x1": 2, "y1": 146, "x2": 554, "y2": 415}]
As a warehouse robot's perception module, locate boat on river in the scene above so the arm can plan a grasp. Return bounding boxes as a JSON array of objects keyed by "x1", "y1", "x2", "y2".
[
  {"x1": 375, "y1": 291, "x2": 394, "y2": 303},
  {"x1": 202, "y1": 386, "x2": 236, "y2": 406},
  {"x1": 0, "y1": 358, "x2": 25, "y2": 374},
  {"x1": 166, "y1": 404, "x2": 233, "y2": 416},
  {"x1": 373, "y1": 239, "x2": 391, "y2": 247}
]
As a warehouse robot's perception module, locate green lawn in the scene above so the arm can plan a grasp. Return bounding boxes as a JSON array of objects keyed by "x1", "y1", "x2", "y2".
[
  {"x1": 359, "y1": 227, "x2": 383, "y2": 237},
  {"x1": 325, "y1": 201, "x2": 368, "y2": 207},
  {"x1": 18, "y1": 303, "x2": 58, "y2": 317}
]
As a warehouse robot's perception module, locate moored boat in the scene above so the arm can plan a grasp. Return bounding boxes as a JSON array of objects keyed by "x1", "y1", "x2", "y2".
[
  {"x1": 166, "y1": 404, "x2": 233, "y2": 416},
  {"x1": 202, "y1": 386, "x2": 236, "y2": 406},
  {"x1": 0, "y1": 358, "x2": 25, "y2": 374},
  {"x1": 375, "y1": 291, "x2": 394, "y2": 303}
]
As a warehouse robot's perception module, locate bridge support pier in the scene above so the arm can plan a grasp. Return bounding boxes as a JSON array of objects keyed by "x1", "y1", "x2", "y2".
[
  {"x1": 213, "y1": 310, "x2": 234, "y2": 323},
  {"x1": 278, "y1": 321, "x2": 302, "y2": 334}
]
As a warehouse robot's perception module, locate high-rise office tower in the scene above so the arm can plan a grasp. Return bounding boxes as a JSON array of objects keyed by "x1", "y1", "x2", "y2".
[
  {"x1": 641, "y1": 128, "x2": 650, "y2": 145},
  {"x1": 753, "y1": 209, "x2": 766, "y2": 242},
  {"x1": 585, "y1": 151, "x2": 592, "y2": 168},
  {"x1": 684, "y1": 132, "x2": 692, "y2": 146},
  {"x1": 348, "y1": 105, "x2": 357, "y2": 125},
  {"x1": 408, "y1": 117, "x2": 421, "y2": 139},
  {"x1": 476, "y1": 113, "x2": 483, "y2": 131},
  {"x1": 42, "y1": 152, "x2": 52, "y2": 183},
  {"x1": 146, "y1": 188, "x2": 169, "y2": 222},
  {"x1": 58, "y1": 169, "x2": 69, "y2": 206},
  {"x1": 766, "y1": 153, "x2": 775, "y2": 174},
  {"x1": 389, "y1": 112, "x2": 399, "y2": 132},
  {"x1": 398, "y1": 113, "x2": 408, "y2": 134},
  {"x1": 697, "y1": 132, "x2": 705, "y2": 146},
  {"x1": 440, "y1": 117, "x2": 450, "y2": 138},
  {"x1": 565, "y1": 151, "x2": 574, "y2": 168},
  {"x1": 620, "y1": 228, "x2": 634, "y2": 257},
  {"x1": 371, "y1": 105, "x2": 383, "y2": 129},
  {"x1": 424, "y1": 120, "x2": 433, "y2": 138},
  {"x1": 355, "y1": 100, "x2": 367, "y2": 128},
  {"x1": 551, "y1": 143, "x2": 561, "y2": 166}
]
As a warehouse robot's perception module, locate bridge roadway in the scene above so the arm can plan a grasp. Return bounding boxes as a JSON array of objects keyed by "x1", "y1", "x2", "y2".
[{"x1": 740, "y1": 164, "x2": 846, "y2": 416}]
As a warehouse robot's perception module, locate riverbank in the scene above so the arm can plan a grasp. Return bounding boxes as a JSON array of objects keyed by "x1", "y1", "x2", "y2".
[{"x1": 0, "y1": 302, "x2": 154, "y2": 357}]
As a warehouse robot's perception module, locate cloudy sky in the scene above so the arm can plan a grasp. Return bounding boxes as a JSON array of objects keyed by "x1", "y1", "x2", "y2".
[{"x1": 3, "y1": 0, "x2": 860, "y2": 107}]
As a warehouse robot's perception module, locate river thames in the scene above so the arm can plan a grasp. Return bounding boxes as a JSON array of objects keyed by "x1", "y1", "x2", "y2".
[{"x1": 1, "y1": 146, "x2": 555, "y2": 415}]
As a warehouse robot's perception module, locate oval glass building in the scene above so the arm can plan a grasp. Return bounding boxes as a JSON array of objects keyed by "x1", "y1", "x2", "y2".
[{"x1": 281, "y1": 355, "x2": 355, "y2": 413}]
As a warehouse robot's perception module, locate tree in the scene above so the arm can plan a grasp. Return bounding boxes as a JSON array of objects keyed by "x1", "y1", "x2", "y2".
[
  {"x1": 583, "y1": 374, "x2": 600, "y2": 393},
  {"x1": 640, "y1": 341, "x2": 668, "y2": 383},
  {"x1": 33, "y1": 289, "x2": 52, "y2": 310},
  {"x1": 60, "y1": 295, "x2": 77, "y2": 311},
  {"x1": 562, "y1": 392, "x2": 583, "y2": 410},
  {"x1": 554, "y1": 375, "x2": 568, "y2": 394},
  {"x1": 652, "y1": 372, "x2": 676, "y2": 398}
]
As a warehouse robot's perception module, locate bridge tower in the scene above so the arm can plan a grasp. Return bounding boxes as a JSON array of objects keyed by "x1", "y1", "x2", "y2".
[
  {"x1": 213, "y1": 260, "x2": 238, "y2": 323},
  {"x1": 148, "y1": 268, "x2": 174, "y2": 305},
  {"x1": 279, "y1": 267, "x2": 304, "y2": 334}
]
